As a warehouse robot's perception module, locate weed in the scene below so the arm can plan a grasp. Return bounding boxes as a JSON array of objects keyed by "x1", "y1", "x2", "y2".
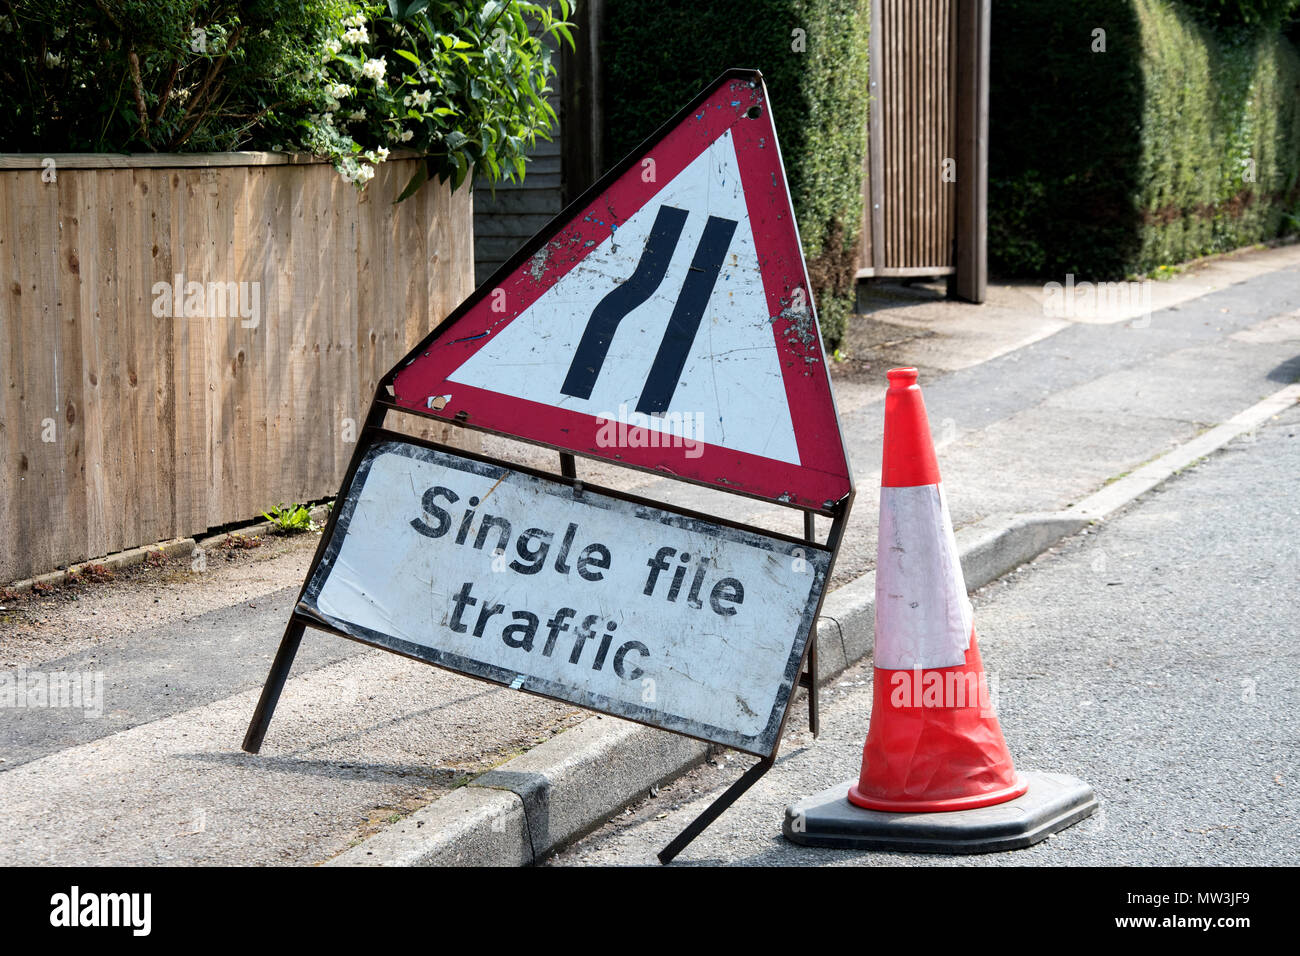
[{"x1": 261, "y1": 503, "x2": 314, "y2": 534}]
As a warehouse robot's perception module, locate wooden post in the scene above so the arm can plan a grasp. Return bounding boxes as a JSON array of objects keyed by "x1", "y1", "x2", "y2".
[
  {"x1": 868, "y1": 0, "x2": 886, "y2": 276},
  {"x1": 560, "y1": 0, "x2": 606, "y2": 204},
  {"x1": 953, "y1": 0, "x2": 989, "y2": 303}
]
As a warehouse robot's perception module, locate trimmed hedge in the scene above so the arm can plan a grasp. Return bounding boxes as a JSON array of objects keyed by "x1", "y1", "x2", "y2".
[
  {"x1": 601, "y1": 0, "x2": 870, "y2": 347},
  {"x1": 990, "y1": 0, "x2": 1300, "y2": 278}
]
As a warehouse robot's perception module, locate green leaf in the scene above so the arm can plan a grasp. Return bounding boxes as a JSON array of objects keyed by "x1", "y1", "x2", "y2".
[
  {"x1": 451, "y1": 153, "x2": 470, "y2": 191},
  {"x1": 395, "y1": 160, "x2": 430, "y2": 203}
]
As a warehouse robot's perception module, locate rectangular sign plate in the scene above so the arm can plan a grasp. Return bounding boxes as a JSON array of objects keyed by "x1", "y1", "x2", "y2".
[{"x1": 298, "y1": 435, "x2": 832, "y2": 756}]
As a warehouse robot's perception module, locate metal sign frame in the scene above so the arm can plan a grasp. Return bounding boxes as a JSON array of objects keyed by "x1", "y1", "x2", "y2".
[{"x1": 242, "y1": 68, "x2": 855, "y2": 863}]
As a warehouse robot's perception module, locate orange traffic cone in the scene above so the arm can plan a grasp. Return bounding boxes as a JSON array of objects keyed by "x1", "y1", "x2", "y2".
[
  {"x1": 784, "y1": 368, "x2": 1096, "y2": 853},
  {"x1": 850, "y1": 366, "x2": 1026, "y2": 812}
]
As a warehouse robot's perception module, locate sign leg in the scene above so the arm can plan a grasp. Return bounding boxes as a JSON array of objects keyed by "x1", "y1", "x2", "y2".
[
  {"x1": 658, "y1": 756, "x2": 775, "y2": 864},
  {"x1": 806, "y1": 632, "x2": 820, "y2": 737},
  {"x1": 242, "y1": 617, "x2": 306, "y2": 754},
  {"x1": 802, "y1": 511, "x2": 820, "y2": 736}
]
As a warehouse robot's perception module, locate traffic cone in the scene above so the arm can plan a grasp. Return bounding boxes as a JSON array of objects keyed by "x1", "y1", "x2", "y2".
[
  {"x1": 849, "y1": 366, "x2": 1026, "y2": 812},
  {"x1": 783, "y1": 368, "x2": 1097, "y2": 853}
]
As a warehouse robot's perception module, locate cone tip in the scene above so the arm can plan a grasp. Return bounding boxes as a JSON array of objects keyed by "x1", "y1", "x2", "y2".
[{"x1": 887, "y1": 367, "x2": 919, "y2": 388}]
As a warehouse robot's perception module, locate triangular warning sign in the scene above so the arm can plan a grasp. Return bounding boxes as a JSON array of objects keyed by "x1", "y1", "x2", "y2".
[{"x1": 383, "y1": 69, "x2": 852, "y2": 513}]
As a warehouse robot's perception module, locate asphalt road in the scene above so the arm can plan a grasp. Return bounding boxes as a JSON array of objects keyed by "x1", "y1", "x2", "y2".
[{"x1": 550, "y1": 402, "x2": 1300, "y2": 866}]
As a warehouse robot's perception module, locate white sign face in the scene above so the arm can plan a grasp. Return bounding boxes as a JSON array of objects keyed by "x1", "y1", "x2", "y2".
[
  {"x1": 447, "y1": 129, "x2": 801, "y2": 466},
  {"x1": 299, "y1": 438, "x2": 832, "y2": 755}
]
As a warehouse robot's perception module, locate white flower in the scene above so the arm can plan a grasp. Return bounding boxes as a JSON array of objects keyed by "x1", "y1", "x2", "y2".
[
  {"x1": 403, "y1": 90, "x2": 432, "y2": 111},
  {"x1": 323, "y1": 37, "x2": 342, "y2": 57},
  {"x1": 327, "y1": 82, "x2": 352, "y2": 99},
  {"x1": 348, "y1": 109, "x2": 367, "y2": 122},
  {"x1": 44, "y1": 51, "x2": 62, "y2": 68},
  {"x1": 339, "y1": 157, "x2": 376, "y2": 187},
  {"x1": 343, "y1": 25, "x2": 369, "y2": 45},
  {"x1": 386, "y1": 129, "x2": 401, "y2": 142},
  {"x1": 321, "y1": 111, "x2": 335, "y2": 127},
  {"x1": 399, "y1": 129, "x2": 414, "y2": 143},
  {"x1": 324, "y1": 96, "x2": 340, "y2": 112},
  {"x1": 342, "y1": 13, "x2": 366, "y2": 29},
  {"x1": 365, "y1": 147, "x2": 389, "y2": 164},
  {"x1": 361, "y1": 58, "x2": 386, "y2": 84}
]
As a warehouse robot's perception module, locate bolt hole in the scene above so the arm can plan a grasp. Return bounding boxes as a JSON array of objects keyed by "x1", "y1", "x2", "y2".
[{"x1": 746, "y1": 106, "x2": 762, "y2": 119}]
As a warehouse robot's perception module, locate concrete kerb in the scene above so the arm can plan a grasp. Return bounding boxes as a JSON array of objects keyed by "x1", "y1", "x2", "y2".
[{"x1": 326, "y1": 382, "x2": 1300, "y2": 867}]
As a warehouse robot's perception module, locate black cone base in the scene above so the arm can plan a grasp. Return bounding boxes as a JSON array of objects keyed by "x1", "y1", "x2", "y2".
[{"x1": 783, "y1": 771, "x2": 1096, "y2": 854}]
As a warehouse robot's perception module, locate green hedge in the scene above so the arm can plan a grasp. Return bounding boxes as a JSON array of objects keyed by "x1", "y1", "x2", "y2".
[
  {"x1": 602, "y1": 0, "x2": 870, "y2": 347},
  {"x1": 990, "y1": 0, "x2": 1300, "y2": 278}
]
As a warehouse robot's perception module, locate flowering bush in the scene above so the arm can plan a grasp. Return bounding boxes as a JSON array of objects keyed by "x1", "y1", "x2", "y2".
[
  {"x1": 0, "y1": 0, "x2": 573, "y2": 196},
  {"x1": 294, "y1": 1, "x2": 573, "y2": 196}
]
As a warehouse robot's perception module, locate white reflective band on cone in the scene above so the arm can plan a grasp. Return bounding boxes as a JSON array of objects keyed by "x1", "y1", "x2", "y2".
[{"x1": 874, "y1": 484, "x2": 973, "y2": 670}]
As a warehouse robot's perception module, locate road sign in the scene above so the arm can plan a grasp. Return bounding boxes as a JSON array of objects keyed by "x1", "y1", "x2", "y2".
[
  {"x1": 384, "y1": 71, "x2": 851, "y2": 514},
  {"x1": 244, "y1": 70, "x2": 856, "y2": 863},
  {"x1": 297, "y1": 434, "x2": 831, "y2": 756}
]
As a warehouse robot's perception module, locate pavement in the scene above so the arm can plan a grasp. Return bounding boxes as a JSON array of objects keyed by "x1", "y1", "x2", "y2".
[
  {"x1": 548, "y1": 400, "x2": 1300, "y2": 865},
  {"x1": 1, "y1": 242, "x2": 1298, "y2": 865}
]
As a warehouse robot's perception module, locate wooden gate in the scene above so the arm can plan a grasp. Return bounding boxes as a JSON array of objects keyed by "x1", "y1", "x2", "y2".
[{"x1": 858, "y1": 0, "x2": 988, "y2": 302}]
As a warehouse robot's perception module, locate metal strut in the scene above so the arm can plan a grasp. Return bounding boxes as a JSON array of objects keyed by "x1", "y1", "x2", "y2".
[
  {"x1": 799, "y1": 510, "x2": 820, "y2": 737},
  {"x1": 658, "y1": 755, "x2": 775, "y2": 864}
]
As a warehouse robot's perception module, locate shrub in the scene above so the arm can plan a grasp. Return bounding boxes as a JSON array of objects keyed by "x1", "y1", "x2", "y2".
[
  {"x1": 0, "y1": 0, "x2": 572, "y2": 196},
  {"x1": 601, "y1": 0, "x2": 870, "y2": 348},
  {"x1": 1175, "y1": 0, "x2": 1300, "y2": 32},
  {"x1": 0, "y1": 0, "x2": 336, "y2": 153},
  {"x1": 989, "y1": 0, "x2": 1300, "y2": 278}
]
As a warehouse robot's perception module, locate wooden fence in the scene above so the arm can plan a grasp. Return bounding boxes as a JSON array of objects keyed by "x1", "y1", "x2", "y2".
[{"x1": 0, "y1": 153, "x2": 476, "y2": 583}]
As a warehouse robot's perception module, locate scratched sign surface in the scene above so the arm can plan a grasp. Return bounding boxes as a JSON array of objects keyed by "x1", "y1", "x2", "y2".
[
  {"x1": 387, "y1": 70, "x2": 851, "y2": 514},
  {"x1": 299, "y1": 438, "x2": 832, "y2": 756}
]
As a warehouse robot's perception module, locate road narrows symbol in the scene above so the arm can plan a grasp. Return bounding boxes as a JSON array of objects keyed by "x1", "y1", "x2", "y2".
[
  {"x1": 561, "y1": 205, "x2": 689, "y2": 400},
  {"x1": 638, "y1": 214, "x2": 739, "y2": 414},
  {"x1": 561, "y1": 205, "x2": 738, "y2": 410}
]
